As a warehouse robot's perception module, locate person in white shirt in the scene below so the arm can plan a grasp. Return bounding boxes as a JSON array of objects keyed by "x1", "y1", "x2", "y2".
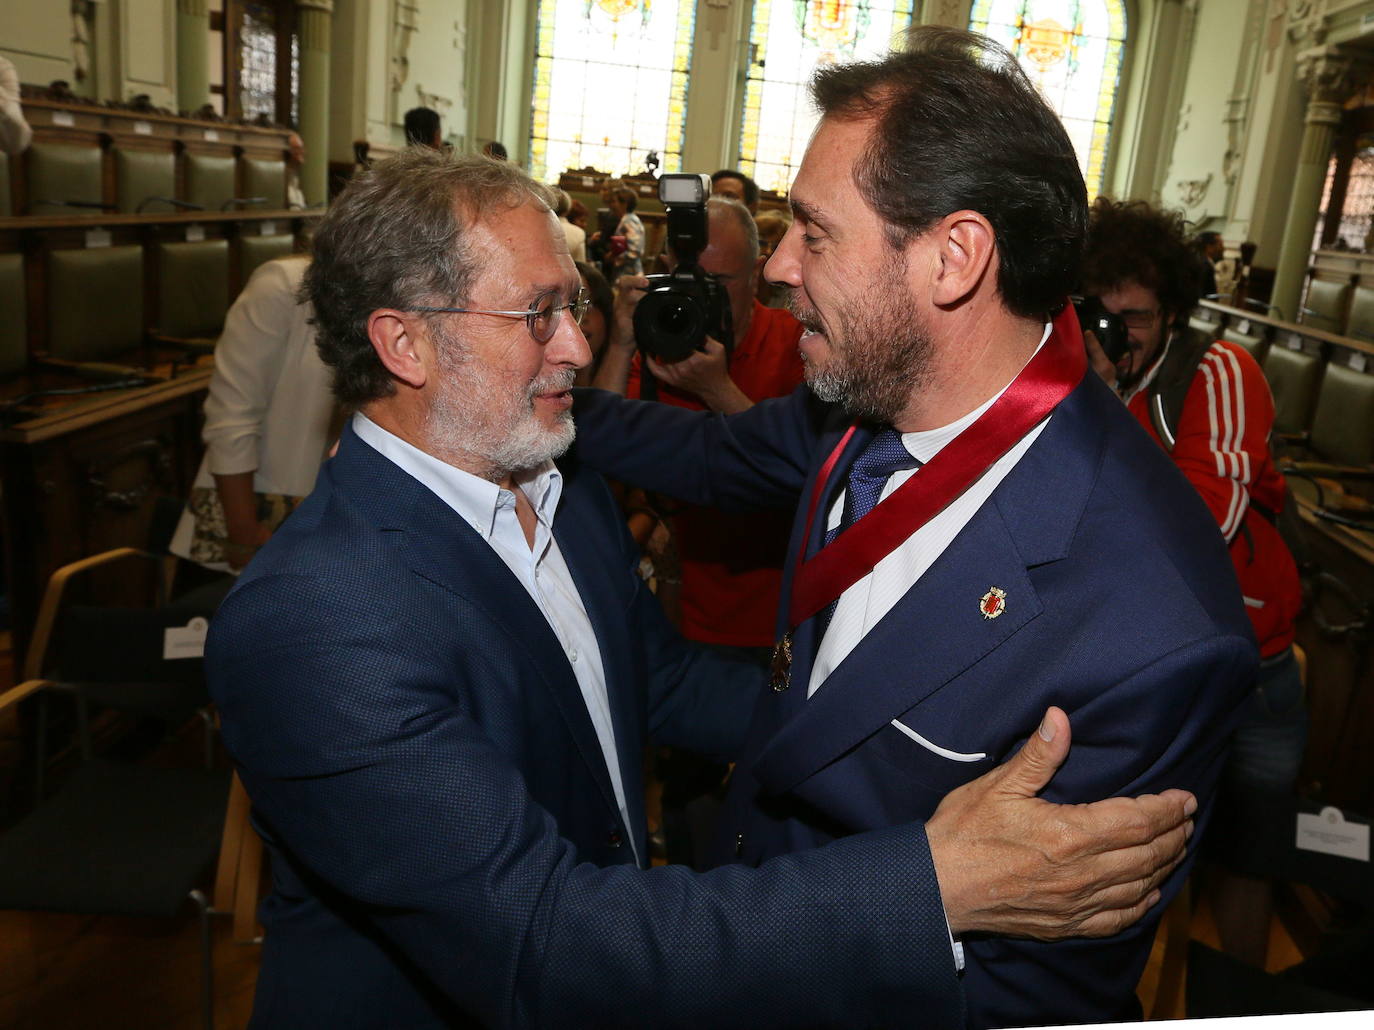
[{"x1": 205, "y1": 145, "x2": 1198, "y2": 1028}]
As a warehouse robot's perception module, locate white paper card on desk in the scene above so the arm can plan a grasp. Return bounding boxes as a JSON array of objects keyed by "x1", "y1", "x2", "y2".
[
  {"x1": 52, "y1": 110, "x2": 74, "y2": 127},
  {"x1": 1288, "y1": 333, "x2": 1305, "y2": 351},
  {"x1": 203, "y1": 129, "x2": 219, "y2": 141},
  {"x1": 134, "y1": 120, "x2": 153, "y2": 135},
  {"x1": 260, "y1": 220, "x2": 275, "y2": 236},
  {"x1": 85, "y1": 229, "x2": 111, "y2": 249},
  {"x1": 164, "y1": 616, "x2": 209, "y2": 661},
  {"x1": 1350, "y1": 352, "x2": 1368, "y2": 373},
  {"x1": 1238, "y1": 319, "x2": 1251, "y2": 334},
  {"x1": 1296, "y1": 806, "x2": 1370, "y2": 862},
  {"x1": 186, "y1": 223, "x2": 205, "y2": 242}
]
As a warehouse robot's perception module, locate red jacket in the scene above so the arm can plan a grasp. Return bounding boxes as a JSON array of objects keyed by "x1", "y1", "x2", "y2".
[
  {"x1": 629, "y1": 302, "x2": 805, "y2": 646},
  {"x1": 1126, "y1": 338, "x2": 1300, "y2": 656}
]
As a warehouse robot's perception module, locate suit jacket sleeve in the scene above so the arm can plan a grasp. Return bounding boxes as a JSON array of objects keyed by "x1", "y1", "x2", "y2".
[
  {"x1": 572, "y1": 385, "x2": 831, "y2": 513},
  {"x1": 210, "y1": 565, "x2": 964, "y2": 1029}
]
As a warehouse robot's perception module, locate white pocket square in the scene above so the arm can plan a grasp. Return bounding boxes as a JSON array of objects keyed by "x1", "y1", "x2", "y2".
[{"x1": 889, "y1": 719, "x2": 987, "y2": 762}]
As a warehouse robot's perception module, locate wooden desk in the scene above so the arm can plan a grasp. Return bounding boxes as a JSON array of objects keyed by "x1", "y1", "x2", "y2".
[{"x1": 1, "y1": 366, "x2": 211, "y2": 664}]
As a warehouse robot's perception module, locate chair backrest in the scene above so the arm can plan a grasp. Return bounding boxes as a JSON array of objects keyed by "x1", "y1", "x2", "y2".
[
  {"x1": 240, "y1": 233, "x2": 296, "y2": 282},
  {"x1": 157, "y1": 240, "x2": 230, "y2": 339},
  {"x1": 115, "y1": 148, "x2": 176, "y2": 214},
  {"x1": 26, "y1": 141, "x2": 103, "y2": 215},
  {"x1": 1303, "y1": 278, "x2": 1351, "y2": 334},
  {"x1": 184, "y1": 153, "x2": 236, "y2": 211},
  {"x1": 241, "y1": 157, "x2": 286, "y2": 208},
  {"x1": 0, "y1": 253, "x2": 26, "y2": 378},
  {"x1": 1346, "y1": 286, "x2": 1374, "y2": 344},
  {"x1": 47, "y1": 246, "x2": 145, "y2": 362},
  {"x1": 1309, "y1": 362, "x2": 1374, "y2": 467},
  {"x1": 1220, "y1": 326, "x2": 1268, "y2": 364},
  {"x1": 1262, "y1": 344, "x2": 1323, "y2": 436}
]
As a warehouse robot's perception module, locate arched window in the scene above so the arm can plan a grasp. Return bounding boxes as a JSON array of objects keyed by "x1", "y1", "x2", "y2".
[
  {"x1": 528, "y1": 0, "x2": 697, "y2": 183},
  {"x1": 736, "y1": 1, "x2": 915, "y2": 195},
  {"x1": 969, "y1": 0, "x2": 1127, "y2": 198}
]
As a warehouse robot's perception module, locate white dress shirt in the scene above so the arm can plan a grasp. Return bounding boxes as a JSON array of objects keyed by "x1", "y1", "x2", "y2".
[{"x1": 351, "y1": 413, "x2": 639, "y2": 865}]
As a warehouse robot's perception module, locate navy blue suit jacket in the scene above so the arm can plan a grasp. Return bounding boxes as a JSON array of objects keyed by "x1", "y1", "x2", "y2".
[
  {"x1": 208, "y1": 423, "x2": 966, "y2": 1028},
  {"x1": 573, "y1": 375, "x2": 1256, "y2": 1028}
]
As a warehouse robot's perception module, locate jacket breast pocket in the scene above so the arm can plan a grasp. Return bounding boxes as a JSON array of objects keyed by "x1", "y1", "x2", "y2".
[{"x1": 866, "y1": 716, "x2": 994, "y2": 795}]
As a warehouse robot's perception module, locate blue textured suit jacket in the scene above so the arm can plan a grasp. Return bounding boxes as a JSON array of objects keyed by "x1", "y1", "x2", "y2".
[
  {"x1": 207, "y1": 423, "x2": 967, "y2": 1028},
  {"x1": 572, "y1": 374, "x2": 1256, "y2": 1028}
]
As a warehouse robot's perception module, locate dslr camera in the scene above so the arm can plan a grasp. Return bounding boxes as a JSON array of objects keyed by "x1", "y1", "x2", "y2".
[
  {"x1": 633, "y1": 173, "x2": 733, "y2": 363},
  {"x1": 1072, "y1": 296, "x2": 1131, "y2": 367}
]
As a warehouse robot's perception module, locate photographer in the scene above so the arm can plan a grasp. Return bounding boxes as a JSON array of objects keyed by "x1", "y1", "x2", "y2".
[
  {"x1": 1081, "y1": 198, "x2": 1304, "y2": 968},
  {"x1": 594, "y1": 194, "x2": 804, "y2": 866}
]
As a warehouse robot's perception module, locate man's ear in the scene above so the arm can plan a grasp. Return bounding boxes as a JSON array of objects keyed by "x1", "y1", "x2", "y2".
[
  {"x1": 367, "y1": 310, "x2": 429, "y2": 389},
  {"x1": 927, "y1": 210, "x2": 996, "y2": 308}
]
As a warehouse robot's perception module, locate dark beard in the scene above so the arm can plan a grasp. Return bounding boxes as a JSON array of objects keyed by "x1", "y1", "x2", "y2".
[{"x1": 791, "y1": 275, "x2": 934, "y2": 424}]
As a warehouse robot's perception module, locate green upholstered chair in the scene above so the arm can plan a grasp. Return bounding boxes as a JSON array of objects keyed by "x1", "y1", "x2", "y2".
[
  {"x1": 1301, "y1": 279, "x2": 1351, "y2": 335},
  {"x1": 115, "y1": 148, "x2": 177, "y2": 213},
  {"x1": 1189, "y1": 315, "x2": 1218, "y2": 337},
  {"x1": 26, "y1": 142, "x2": 104, "y2": 215},
  {"x1": 0, "y1": 253, "x2": 26, "y2": 378},
  {"x1": 184, "y1": 153, "x2": 236, "y2": 211},
  {"x1": 47, "y1": 246, "x2": 144, "y2": 362},
  {"x1": 240, "y1": 234, "x2": 296, "y2": 282},
  {"x1": 157, "y1": 239, "x2": 230, "y2": 340},
  {"x1": 1345, "y1": 286, "x2": 1374, "y2": 344},
  {"x1": 1307, "y1": 361, "x2": 1374, "y2": 467},
  {"x1": 1220, "y1": 326, "x2": 1269, "y2": 364},
  {"x1": 1262, "y1": 344, "x2": 1324, "y2": 438},
  {"x1": 0, "y1": 152, "x2": 11, "y2": 217},
  {"x1": 241, "y1": 157, "x2": 286, "y2": 208}
]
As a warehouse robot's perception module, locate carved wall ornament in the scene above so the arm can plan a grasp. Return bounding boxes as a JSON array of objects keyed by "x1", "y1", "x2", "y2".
[
  {"x1": 1176, "y1": 172, "x2": 1213, "y2": 208},
  {"x1": 414, "y1": 85, "x2": 454, "y2": 116},
  {"x1": 391, "y1": 1, "x2": 421, "y2": 94},
  {"x1": 1298, "y1": 47, "x2": 1373, "y2": 105}
]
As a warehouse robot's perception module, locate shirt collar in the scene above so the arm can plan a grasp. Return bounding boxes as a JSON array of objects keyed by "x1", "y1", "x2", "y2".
[
  {"x1": 899, "y1": 321, "x2": 1052, "y2": 463},
  {"x1": 351, "y1": 412, "x2": 562, "y2": 539}
]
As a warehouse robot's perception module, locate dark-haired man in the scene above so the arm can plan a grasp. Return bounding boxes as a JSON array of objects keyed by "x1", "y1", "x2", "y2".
[
  {"x1": 574, "y1": 26, "x2": 1254, "y2": 1027},
  {"x1": 1083, "y1": 197, "x2": 1304, "y2": 969},
  {"x1": 403, "y1": 105, "x2": 442, "y2": 148},
  {"x1": 711, "y1": 168, "x2": 759, "y2": 214},
  {"x1": 209, "y1": 145, "x2": 1200, "y2": 1028}
]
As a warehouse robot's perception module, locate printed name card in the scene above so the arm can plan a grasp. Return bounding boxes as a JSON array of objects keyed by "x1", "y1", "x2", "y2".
[
  {"x1": 1237, "y1": 319, "x2": 1251, "y2": 335},
  {"x1": 1349, "y1": 352, "x2": 1368, "y2": 373},
  {"x1": 259, "y1": 220, "x2": 276, "y2": 236},
  {"x1": 52, "y1": 110, "x2": 75, "y2": 127},
  {"x1": 164, "y1": 617, "x2": 209, "y2": 661},
  {"x1": 134, "y1": 120, "x2": 153, "y2": 135},
  {"x1": 185, "y1": 224, "x2": 206, "y2": 242},
  {"x1": 203, "y1": 129, "x2": 219, "y2": 142},
  {"x1": 1296, "y1": 806, "x2": 1370, "y2": 862},
  {"x1": 1287, "y1": 333, "x2": 1305, "y2": 351},
  {"x1": 84, "y1": 229, "x2": 112, "y2": 249}
]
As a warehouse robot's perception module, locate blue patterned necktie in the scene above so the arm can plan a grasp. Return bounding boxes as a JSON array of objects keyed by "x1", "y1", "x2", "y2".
[
  {"x1": 823, "y1": 428, "x2": 923, "y2": 548},
  {"x1": 815, "y1": 429, "x2": 922, "y2": 638}
]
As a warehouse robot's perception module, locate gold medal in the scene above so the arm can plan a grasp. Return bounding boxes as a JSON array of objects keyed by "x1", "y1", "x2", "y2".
[{"x1": 769, "y1": 631, "x2": 793, "y2": 692}]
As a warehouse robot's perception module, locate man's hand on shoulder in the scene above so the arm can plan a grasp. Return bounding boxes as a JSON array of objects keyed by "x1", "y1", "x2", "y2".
[
  {"x1": 927, "y1": 706, "x2": 1194, "y2": 940},
  {"x1": 647, "y1": 338, "x2": 753, "y2": 414}
]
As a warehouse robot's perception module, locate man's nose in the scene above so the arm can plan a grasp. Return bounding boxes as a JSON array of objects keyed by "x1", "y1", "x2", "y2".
[
  {"x1": 549, "y1": 312, "x2": 593, "y2": 370},
  {"x1": 764, "y1": 223, "x2": 804, "y2": 288}
]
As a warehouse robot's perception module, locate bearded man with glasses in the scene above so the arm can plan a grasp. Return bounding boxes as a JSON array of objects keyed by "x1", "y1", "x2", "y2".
[{"x1": 207, "y1": 147, "x2": 1207, "y2": 1029}]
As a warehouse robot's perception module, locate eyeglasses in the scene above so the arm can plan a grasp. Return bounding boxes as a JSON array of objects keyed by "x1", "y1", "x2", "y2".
[
  {"x1": 1119, "y1": 309, "x2": 1161, "y2": 330},
  {"x1": 408, "y1": 289, "x2": 590, "y2": 344}
]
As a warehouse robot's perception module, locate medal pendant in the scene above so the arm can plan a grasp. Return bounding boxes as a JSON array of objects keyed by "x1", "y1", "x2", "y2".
[{"x1": 769, "y1": 632, "x2": 793, "y2": 692}]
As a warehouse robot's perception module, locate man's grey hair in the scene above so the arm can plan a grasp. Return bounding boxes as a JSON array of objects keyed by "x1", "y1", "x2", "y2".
[
  {"x1": 303, "y1": 148, "x2": 556, "y2": 407},
  {"x1": 705, "y1": 195, "x2": 760, "y2": 268}
]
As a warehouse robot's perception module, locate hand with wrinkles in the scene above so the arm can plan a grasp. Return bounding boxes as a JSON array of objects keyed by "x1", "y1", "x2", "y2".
[{"x1": 928, "y1": 706, "x2": 1193, "y2": 940}]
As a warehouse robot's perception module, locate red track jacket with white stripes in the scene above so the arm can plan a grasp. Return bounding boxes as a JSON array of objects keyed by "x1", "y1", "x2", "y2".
[{"x1": 1127, "y1": 337, "x2": 1300, "y2": 656}]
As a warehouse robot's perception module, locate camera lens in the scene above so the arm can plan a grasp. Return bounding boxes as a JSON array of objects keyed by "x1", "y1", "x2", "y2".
[{"x1": 635, "y1": 288, "x2": 707, "y2": 362}]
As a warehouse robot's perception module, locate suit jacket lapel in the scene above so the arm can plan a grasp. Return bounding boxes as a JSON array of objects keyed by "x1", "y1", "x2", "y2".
[
  {"x1": 753, "y1": 380, "x2": 1102, "y2": 796},
  {"x1": 329, "y1": 426, "x2": 625, "y2": 826}
]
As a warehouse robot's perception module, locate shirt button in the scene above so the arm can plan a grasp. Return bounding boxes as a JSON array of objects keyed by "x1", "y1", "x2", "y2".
[{"x1": 568, "y1": 647, "x2": 578, "y2": 662}]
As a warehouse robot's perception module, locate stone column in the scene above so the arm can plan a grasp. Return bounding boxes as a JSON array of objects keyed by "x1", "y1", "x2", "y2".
[
  {"x1": 176, "y1": 0, "x2": 211, "y2": 113},
  {"x1": 296, "y1": 0, "x2": 334, "y2": 206},
  {"x1": 1271, "y1": 48, "x2": 1369, "y2": 321}
]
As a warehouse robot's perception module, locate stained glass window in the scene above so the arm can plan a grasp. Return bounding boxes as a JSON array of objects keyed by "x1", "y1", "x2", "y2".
[
  {"x1": 969, "y1": 0, "x2": 1127, "y2": 198},
  {"x1": 1314, "y1": 146, "x2": 1374, "y2": 252},
  {"x1": 737, "y1": 1, "x2": 915, "y2": 195},
  {"x1": 529, "y1": 0, "x2": 697, "y2": 183}
]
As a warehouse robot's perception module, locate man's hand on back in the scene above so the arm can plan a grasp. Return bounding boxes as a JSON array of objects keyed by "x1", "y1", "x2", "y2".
[{"x1": 927, "y1": 706, "x2": 1194, "y2": 940}]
